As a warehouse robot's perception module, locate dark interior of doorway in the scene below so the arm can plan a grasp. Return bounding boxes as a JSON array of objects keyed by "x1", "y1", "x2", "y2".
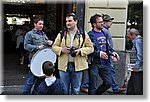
[
  {"x1": 3, "y1": 3, "x2": 69, "y2": 53},
  {"x1": 3, "y1": 3, "x2": 73, "y2": 79}
]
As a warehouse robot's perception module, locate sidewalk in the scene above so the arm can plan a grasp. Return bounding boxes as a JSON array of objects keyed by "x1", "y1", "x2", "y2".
[
  {"x1": 1, "y1": 50, "x2": 126, "y2": 95},
  {"x1": 1, "y1": 51, "x2": 28, "y2": 95},
  {"x1": 1, "y1": 85, "x2": 24, "y2": 95}
]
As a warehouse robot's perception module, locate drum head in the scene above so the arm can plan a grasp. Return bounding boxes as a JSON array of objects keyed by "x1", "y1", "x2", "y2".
[{"x1": 30, "y1": 48, "x2": 56, "y2": 77}]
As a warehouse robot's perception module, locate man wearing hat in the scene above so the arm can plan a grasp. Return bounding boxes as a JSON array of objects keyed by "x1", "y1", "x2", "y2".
[
  {"x1": 102, "y1": 14, "x2": 126, "y2": 94},
  {"x1": 102, "y1": 14, "x2": 114, "y2": 48}
]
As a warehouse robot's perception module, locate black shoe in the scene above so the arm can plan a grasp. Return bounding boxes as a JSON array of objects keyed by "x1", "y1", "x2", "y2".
[{"x1": 113, "y1": 88, "x2": 126, "y2": 94}]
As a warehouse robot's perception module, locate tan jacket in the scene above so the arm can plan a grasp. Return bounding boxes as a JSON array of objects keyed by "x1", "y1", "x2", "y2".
[{"x1": 52, "y1": 31, "x2": 94, "y2": 72}]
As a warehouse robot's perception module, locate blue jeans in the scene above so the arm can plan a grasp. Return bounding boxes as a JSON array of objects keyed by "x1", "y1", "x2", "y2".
[
  {"x1": 111, "y1": 64, "x2": 120, "y2": 92},
  {"x1": 81, "y1": 64, "x2": 120, "y2": 93},
  {"x1": 81, "y1": 66, "x2": 90, "y2": 89},
  {"x1": 89, "y1": 63, "x2": 112, "y2": 95},
  {"x1": 59, "y1": 63, "x2": 83, "y2": 95},
  {"x1": 23, "y1": 70, "x2": 44, "y2": 95}
]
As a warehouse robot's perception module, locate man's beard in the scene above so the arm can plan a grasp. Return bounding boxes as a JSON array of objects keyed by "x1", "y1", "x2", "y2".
[{"x1": 97, "y1": 27, "x2": 103, "y2": 30}]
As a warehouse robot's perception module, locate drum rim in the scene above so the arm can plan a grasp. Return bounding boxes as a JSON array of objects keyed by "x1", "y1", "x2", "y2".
[{"x1": 30, "y1": 47, "x2": 56, "y2": 77}]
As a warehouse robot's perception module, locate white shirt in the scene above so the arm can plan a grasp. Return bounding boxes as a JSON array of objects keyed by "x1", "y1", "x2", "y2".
[{"x1": 45, "y1": 76, "x2": 56, "y2": 86}]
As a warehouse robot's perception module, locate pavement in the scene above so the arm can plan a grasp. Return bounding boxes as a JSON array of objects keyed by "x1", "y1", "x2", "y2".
[
  {"x1": 1, "y1": 47, "x2": 126, "y2": 95},
  {"x1": 1, "y1": 48, "x2": 28, "y2": 95}
]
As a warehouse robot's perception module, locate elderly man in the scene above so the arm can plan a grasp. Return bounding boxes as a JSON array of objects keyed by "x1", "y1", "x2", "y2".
[{"x1": 126, "y1": 28, "x2": 143, "y2": 95}]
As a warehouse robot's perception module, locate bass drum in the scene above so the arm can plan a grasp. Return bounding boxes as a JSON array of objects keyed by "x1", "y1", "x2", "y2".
[{"x1": 30, "y1": 47, "x2": 56, "y2": 77}]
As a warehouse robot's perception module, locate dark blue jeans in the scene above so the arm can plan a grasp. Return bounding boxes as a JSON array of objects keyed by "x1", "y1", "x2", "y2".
[
  {"x1": 111, "y1": 64, "x2": 120, "y2": 92},
  {"x1": 81, "y1": 64, "x2": 119, "y2": 92},
  {"x1": 81, "y1": 69, "x2": 89, "y2": 89},
  {"x1": 23, "y1": 70, "x2": 44, "y2": 95},
  {"x1": 126, "y1": 71, "x2": 143, "y2": 95},
  {"x1": 89, "y1": 63, "x2": 112, "y2": 95}
]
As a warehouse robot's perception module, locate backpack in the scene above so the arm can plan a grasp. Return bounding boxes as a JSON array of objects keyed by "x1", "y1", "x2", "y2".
[{"x1": 60, "y1": 27, "x2": 85, "y2": 48}]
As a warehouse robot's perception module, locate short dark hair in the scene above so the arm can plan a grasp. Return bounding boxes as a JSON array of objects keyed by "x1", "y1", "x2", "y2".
[
  {"x1": 42, "y1": 61, "x2": 55, "y2": 76},
  {"x1": 33, "y1": 17, "x2": 44, "y2": 24},
  {"x1": 90, "y1": 14, "x2": 102, "y2": 28},
  {"x1": 66, "y1": 13, "x2": 78, "y2": 21}
]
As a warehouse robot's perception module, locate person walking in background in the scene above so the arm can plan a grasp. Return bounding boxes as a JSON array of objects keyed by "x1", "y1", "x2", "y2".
[
  {"x1": 23, "y1": 17, "x2": 53, "y2": 95},
  {"x1": 15, "y1": 25, "x2": 26, "y2": 65},
  {"x1": 37, "y1": 61, "x2": 67, "y2": 95},
  {"x1": 88, "y1": 14, "x2": 120, "y2": 95},
  {"x1": 52, "y1": 13, "x2": 94, "y2": 95},
  {"x1": 102, "y1": 14, "x2": 126, "y2": 94},
  {"x1": 126, "y1": 28, "x2": 143, "y2": 95}
]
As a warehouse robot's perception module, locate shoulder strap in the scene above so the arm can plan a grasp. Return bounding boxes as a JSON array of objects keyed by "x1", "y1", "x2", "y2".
[
  {"x1": 60, "y1": 27, "x2": 85, "y2": 48},
  {"x1": 78, "y1": 27, "x2": 85, "y2": 48},
  {"x1": 87, "y1": 30, "x2": 95, "y2": 42},
  {"x1": 60, "y1": 27, "x2": 67, "y2": 42}
]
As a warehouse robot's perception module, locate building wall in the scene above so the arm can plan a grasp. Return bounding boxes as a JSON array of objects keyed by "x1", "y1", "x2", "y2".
[{"x1": 84, "y1": 0, "x2": 128, "y2": 51}]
